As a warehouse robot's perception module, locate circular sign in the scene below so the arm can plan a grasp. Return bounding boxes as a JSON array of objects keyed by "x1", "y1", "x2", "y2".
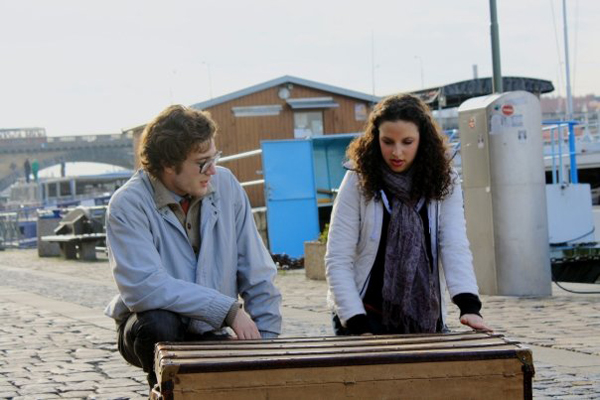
[
  {"x1": 501, "y1": 104, "x2": 514, "y2": 116},
  {"x1": 278, "y1": 87, "x2": 291, "y2": 99}
]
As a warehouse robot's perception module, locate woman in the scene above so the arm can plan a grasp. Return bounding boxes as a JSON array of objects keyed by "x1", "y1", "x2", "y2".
[{"x1": 325, "y1": 94, "x2": 491, "y2": 335}]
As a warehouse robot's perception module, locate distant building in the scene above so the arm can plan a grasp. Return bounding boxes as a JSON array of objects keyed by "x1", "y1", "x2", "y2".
[
  {"x1": 0, "y1": 127, "x2": 47, "y2": 145},
  {"x1": 129, "y1": 76, "x2": 379, "y2": 207},
  {"x1": 540, "y1": 94, "x2": 600, "y2": 120}
]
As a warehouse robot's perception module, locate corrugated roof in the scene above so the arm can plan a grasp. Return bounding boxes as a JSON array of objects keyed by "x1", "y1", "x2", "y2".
[
  {"x1": 190, "y1": 75, "x2": 380, "y2": 110},
  {"x1": 411, "y1": 76, "x2": 555, "y2": 109}
]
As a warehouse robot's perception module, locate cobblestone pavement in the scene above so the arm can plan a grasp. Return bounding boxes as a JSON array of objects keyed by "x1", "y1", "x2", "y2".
[{"x1": 0, "y1": 249, "x2": 599, "y2": 399}]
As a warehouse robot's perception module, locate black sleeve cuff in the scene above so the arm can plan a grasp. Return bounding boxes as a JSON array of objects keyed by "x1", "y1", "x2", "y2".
[
  {"x1": 346, "y1": 314, "x2": 370, "y2": 335},
  {"x1": 452, "y1": 293, "x2": 482, "y2": 317}
]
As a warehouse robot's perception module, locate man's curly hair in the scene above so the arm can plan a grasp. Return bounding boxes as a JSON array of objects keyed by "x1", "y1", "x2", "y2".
[
  {"x1": 139, "y1": 105, "x2": 217, "y2": 177},
  {"x1": 347, "y1": 94, "x2": 453, "y2": 201}
]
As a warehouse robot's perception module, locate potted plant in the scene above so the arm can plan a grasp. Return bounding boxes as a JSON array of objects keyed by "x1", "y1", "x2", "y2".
[{"x1": 304, "y1": 223, "x2": 329, "y2": 280}]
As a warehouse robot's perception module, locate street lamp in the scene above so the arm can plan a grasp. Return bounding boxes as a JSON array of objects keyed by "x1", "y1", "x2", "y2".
[{"x1": 202, "y1": 61, "x2": 213, "y2": 100}]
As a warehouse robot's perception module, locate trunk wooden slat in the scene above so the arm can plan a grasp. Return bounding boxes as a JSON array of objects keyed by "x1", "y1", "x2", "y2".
[{"x1": 151, "y1": 332, "x2": 533, "y2": 400}]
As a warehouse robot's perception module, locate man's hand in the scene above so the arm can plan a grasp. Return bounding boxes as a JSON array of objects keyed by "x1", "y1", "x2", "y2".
[
  {"x1": 460, "y1": 313, "x2": 493, "y2": 332},
  {"x1": 231, "y1": 309, "x2": 261, "y2": 340}
]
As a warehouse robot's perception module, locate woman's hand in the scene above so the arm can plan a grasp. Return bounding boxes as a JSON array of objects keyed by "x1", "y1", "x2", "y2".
[{"x1": 460, "y1": 313, "x2": 493, "y2": 332}]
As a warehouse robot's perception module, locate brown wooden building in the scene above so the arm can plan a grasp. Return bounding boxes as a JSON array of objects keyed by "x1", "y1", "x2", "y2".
[{"x1": 132, "y1": 75, "x2": 379, "y2": 207}]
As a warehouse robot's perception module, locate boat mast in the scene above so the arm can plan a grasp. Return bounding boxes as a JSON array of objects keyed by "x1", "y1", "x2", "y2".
[{"x1": 562, "y1": 0, "x2": 573, "y2": 120}]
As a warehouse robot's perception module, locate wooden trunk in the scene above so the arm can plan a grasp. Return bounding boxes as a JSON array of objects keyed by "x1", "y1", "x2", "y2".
[{"x1": 152, "y1": 332, "x2": 534, "y2": 400}]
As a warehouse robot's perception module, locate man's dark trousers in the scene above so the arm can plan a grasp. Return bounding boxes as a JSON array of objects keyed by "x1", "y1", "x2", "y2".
[{"x1": 117, "y1": 309, "x2": 228, "y2": 389}]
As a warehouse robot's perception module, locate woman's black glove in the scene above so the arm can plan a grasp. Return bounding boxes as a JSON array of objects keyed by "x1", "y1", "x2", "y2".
[{"x1": 346, "y1": 314, "x2": 371, "y2": 335}]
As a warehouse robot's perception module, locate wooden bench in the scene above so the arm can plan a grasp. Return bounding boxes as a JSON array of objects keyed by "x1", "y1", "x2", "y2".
[
  {"x1": 41, "y1": 233, "x2": 106, "y2": 261},
  {"x1": 151, "y1": 331, "x2": 534, "y2": 400}
]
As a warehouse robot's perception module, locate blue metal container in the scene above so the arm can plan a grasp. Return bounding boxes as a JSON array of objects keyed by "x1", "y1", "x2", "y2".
[{"x1": 261, "y1": 134, "x2": 358, "y2": 258}]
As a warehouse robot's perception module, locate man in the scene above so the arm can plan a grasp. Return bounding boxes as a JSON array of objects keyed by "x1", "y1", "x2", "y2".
[
  {"x1": 104, "y1": 105, "x2": 282, "y2": 389},
  {"x1": 24, "y1": 158, "x2": 31, "y2": 183},
  {"x1": 31, "y1": 159, "x2": 39, "y2": 182},
  {"x1": 60, "y1": 157, "x2": 66, "y2": 177}
]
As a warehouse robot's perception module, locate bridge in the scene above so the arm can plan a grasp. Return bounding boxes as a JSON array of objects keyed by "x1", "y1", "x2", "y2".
[{"x1": 0, "y1": 129, "x2": 135, "y2": 192}]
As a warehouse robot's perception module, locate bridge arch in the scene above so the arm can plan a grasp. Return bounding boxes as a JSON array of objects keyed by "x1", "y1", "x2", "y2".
[{"x1": 0, "y1": 134, "x2": 134, "y2": 191}]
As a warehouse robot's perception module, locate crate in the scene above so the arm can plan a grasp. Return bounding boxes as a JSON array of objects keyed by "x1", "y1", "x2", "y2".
[{"x1": 152, "y1": 331, "x2": 533, "y2": 400}]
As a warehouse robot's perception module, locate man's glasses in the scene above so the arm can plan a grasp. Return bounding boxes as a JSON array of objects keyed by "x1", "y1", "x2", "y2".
[{"x1": 198, "y1": 151, "x2": 222, "y2": 174}]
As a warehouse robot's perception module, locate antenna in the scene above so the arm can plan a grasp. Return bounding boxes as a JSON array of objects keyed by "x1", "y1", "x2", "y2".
[
  {"x1": 202, "y1": 61, "x2": 214, "y2": 100},
  {"x1": 371, "y1": 30, "x2": 375, "y2": 96}
]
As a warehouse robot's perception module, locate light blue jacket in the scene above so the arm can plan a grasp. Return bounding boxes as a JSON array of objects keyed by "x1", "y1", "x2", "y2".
[{"x1": 104, "y1": 167, "x2": 282, "y2": 338}]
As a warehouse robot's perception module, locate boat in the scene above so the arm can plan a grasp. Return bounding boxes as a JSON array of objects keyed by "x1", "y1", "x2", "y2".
[{"x1": 0, "y1": 171, "x2": 132, "y2": 249}]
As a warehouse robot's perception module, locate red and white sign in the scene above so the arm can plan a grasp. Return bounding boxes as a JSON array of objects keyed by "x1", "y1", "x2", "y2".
[{"x1": 501, "y1": 104, "x2": 514, "y2": 116}]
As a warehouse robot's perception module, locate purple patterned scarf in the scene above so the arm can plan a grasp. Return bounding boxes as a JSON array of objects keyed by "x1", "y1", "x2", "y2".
[{"x1": 380, "y1": 165, "x2": 440, "y2": 333}]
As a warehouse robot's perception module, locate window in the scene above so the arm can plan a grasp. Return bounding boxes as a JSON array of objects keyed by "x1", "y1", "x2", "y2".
[
  {"x1": 294, "y1": 111, "x2": 323, "y2": 138},
  {"x1": 59, "y1": 181, "x2": 72, "y2": 197},
  {"x1": 354, "y1": 103, "x2": 367, "y2": 121},
  {"x1": 232, "y1": 105, "x2": 282, "y2": 117},
  {"x1": 47, "y1": 183, "x2": 57, "y2": 198}
]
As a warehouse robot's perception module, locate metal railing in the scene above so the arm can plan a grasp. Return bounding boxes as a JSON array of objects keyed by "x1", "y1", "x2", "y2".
[
  {"x1": 542, "y1": 120, "x2": 600, "y2": 145},
  {"x1": 0, "y1": 212, "x2": 23, "y2": 248},
  {"x1": 446, "y1": 120, "x2": 599, "y2": 184},
  {"x1": 444, "y1": 129, "x2": 461, "y2": 160},
  {"x1": 218, "y1": 149, "x2": 264, "y2": 188},
  {"x1": 543, "y1": 121, "x2": 580, "y2": 184}
]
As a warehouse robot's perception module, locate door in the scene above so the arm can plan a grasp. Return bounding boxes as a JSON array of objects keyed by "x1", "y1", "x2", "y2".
[{"x1": 261, "y1": 140, "x2": 319, "y2": 258}]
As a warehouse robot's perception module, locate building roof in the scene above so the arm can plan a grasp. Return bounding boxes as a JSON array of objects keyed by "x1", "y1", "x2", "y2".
[
  {"x1": 411, "y1": 76, "x2": 555, "y2": 109},
  {"x1": 190, "y1": 75, "x2": 381, "y2": 110}
]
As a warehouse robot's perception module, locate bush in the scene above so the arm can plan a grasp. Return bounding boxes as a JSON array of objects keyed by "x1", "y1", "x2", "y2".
[
  {"x1": 318, "y1": 223, "x2": 330, "y2": 244},
  {"x1": 271, "y1": 253, "x2": 304, "y2": 270}
]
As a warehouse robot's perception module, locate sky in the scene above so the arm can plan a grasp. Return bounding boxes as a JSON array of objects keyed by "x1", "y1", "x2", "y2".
[{"x1": 1, "y1": 0, "x2": 598, "y2": 137}]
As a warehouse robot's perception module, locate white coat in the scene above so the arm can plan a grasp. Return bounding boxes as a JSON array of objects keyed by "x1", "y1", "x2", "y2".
[{"x1": 325, "y1": 170, "x2": 479, "y2": 326}]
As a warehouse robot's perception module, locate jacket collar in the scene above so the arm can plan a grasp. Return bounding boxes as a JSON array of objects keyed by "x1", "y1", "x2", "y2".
[
  {"x1": 142, "y1": 170, "x2": 215, "y2": 209},
  {"x1": 149, "y1": 174, "x2": 179, "y2": 209}
]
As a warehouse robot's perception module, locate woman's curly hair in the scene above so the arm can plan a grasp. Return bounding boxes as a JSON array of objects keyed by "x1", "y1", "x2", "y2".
[{"x1": 347, "y1": 94, "x2": 453, "y2": 201}]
